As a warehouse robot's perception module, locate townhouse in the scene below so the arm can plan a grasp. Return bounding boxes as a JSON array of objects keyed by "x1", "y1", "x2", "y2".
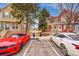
[
  {"x1": 0, "y1": 5, "x2": 26, "y2": 33},
  {"x1": 47, "y1": 9, "x2": 79, "y2": 33}
]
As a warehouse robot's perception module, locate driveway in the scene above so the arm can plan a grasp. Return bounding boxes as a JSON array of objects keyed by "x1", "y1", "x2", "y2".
[{"x1": 15, "y1": 37, "x2": 63, "y2": 56}]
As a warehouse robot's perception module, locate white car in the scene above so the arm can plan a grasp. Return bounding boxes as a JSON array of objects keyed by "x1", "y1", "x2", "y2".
[{"x1": 51, "y1": 32, "x2": 79, "y2": 56}]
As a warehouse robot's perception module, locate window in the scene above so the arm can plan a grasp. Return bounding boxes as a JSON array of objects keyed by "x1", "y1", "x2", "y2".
[
  {"x1": 58, "y1": 25, "x2": 62, "y2": 30},
  {"x1": 15, "y1": 24, "x2": 18, "y2": 29},
  {"x1": 55, "y1": 34, "x2": 66, "y2": 38},
  {"x1": 59, "y1": 26, "x2": 61, "y2": 29},
  {"x1": 12, "y1": 24, "x2": 15, "y2": 29},
  {"x1": 2, "y1": 12, "x2": 11, "y2": 18},
  {"x1": 5, "y1": 24, "x2": 10, "y2": 30},
  {"x1": 68, "y1": 35, "x2": 79, "y2": 41},
  {"x1": 57, "y1": 35, "x2": 66, "y2": 38},
  {"x1": 12, "y1": 24, "x2": 18, "y2": 29}
]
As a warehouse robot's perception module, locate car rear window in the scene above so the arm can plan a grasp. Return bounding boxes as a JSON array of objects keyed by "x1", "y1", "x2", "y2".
[{"x1": 68, "y1": 34, "x2": 79, "y2": 41}]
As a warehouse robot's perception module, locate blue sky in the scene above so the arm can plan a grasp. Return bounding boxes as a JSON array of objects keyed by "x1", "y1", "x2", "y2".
[
  {"x1": 0, "y1": 3, "x2": 60, "y2": 16},
  {"x1": 39, "y1": 3, "x2": 60, "y2": 16},
  {"x1": 0, "y1": 3, "x2": 8, "y2": 8}
]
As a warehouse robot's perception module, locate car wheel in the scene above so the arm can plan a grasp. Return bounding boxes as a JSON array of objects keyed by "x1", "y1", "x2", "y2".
[
  {"x1": 20, "y1": 43, "x2": 23, "y2": 50},
  {"x1": 60, "y1": 44, "x2": 68, "y2": 56}
]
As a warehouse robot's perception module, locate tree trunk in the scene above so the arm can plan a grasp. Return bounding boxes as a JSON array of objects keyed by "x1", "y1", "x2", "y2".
[
  {"x1": 26, "y1": 16, "x2": 30, "y2": 33},
  {"x1": 66, "y1": 23, "x2": 73, "y2": 32},
  {"x1": 26, "y1": 20, "x2": 28, "y2": 32},
  {"x1": 18, "y1": 23, "x2": 22, "y2": 32}
]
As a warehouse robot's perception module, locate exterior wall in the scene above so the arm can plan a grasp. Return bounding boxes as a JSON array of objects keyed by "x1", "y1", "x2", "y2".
[
  {"x1": 0, "y1": 22, "x2": 19, "y2": 31},
  {"x1": 48, "y1": 22, "x2": 70, "y2": 32},
  {"x1": 0, "y1": 5, "x2": 22, "y2": 32},
  {"x1": 0, "y1": 6, "x2": 12, "y2": 19},
  {"x1": 49, "y1": 23, "x2": 67, "y2": 32},
  {"x1": 0, "y1": 6, "x2": 17, "y2": 22},
  {"x1": 47, "y1": 22, "x2": 54, "y2": 32},
  {"x1": 49, "y1": 16, "x2": 74, "y2": 32},
  {"x1": 49, "y1": 11, "x2": 75, "y2": 32},
  {"x1": 53, "y1": 24, "x2": 63, "y2": 32}
]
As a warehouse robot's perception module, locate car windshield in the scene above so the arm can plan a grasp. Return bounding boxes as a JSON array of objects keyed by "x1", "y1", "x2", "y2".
[
  {"x1": 11, "y1": 34, "x2": 27, "y2": 38},
  {"x1": 11, "y1": 35, "x2": 19, "y2": 38},
  {"x1": 68, "y1": 34, "x2": 79, "y2": 41},
  {"x1": 17, "y1": 34, "x2": 27, "y2": 37}
]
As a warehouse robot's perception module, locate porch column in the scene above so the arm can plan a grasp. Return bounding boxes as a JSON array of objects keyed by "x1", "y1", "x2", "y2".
[{"x1": 3, "y1": 22, "x2": 5, "y2": 30}]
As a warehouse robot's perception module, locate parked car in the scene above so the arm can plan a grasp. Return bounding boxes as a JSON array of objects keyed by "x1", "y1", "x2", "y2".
[
  {"x1": 51, "y1": 32, "x2": 79, "y2": 56},
  {"x1": 0, "y1": 32, "x2": 30, "y2": 56},
  {"x1": 76, "y1": 34, "x2": 79, "y2": 38}
]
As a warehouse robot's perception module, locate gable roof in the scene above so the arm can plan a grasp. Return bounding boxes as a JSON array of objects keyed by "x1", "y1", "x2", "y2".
[
  {"x1": 0, "y1": 4, "x2": 22, "y2": 23},
  {"x1": 49, "y1": 9, "x2": 72, "y2": 22},
  {"x1": 0, "y1": 4, "x2": 10, "y2": 12}
]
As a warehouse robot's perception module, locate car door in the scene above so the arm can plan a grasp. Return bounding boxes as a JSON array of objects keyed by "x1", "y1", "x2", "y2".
[
  {"x1": 21, "y1": 34, "x2": 28, "y2": 44},
  {"x1": 22, "y1": 34, "x2": 30, "y2": 44},
  {"x1": 52, "y1": 33, "x2": 60, "y2": 46}
]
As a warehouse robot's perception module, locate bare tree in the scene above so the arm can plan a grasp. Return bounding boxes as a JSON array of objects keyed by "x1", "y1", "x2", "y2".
[{"x1": 57, "y1": 3, "x2": 79, "y2": 32}]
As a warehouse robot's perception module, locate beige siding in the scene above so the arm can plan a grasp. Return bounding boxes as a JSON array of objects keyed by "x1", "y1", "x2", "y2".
[{"x1": 0, "y1": 5, "x2": 22, "y2": 32}]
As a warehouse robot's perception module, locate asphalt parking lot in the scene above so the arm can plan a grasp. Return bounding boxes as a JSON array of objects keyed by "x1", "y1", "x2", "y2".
[{"x1": 14, "y1": 38, "x2": 64, "y2": 56}]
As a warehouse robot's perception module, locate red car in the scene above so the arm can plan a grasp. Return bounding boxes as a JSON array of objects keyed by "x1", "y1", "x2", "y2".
[{"x1": 0, "y1": 33, "x2": 30, "y2": 56}]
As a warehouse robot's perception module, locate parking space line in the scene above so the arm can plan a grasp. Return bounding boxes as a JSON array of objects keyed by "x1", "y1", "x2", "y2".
[
  {"x1": 46, "y1": 39, "x2": 60, "y2": 56},
  {"x1": 23, "y1": 40, "x2": 33, "y2": 56}
]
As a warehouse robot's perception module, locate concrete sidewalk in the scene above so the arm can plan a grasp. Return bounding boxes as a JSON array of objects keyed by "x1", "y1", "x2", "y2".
[{"x1": 31, "y1": 35, "x2": 51, "y2": 40}]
